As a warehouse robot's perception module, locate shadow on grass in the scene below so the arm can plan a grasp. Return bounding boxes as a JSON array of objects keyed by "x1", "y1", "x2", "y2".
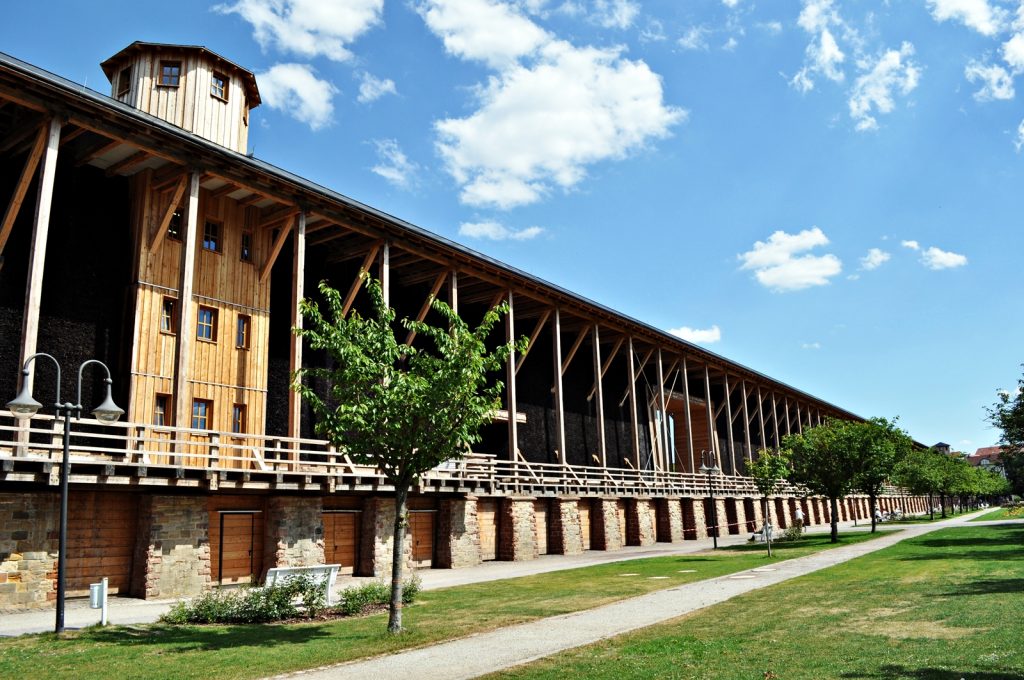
[
  {"x1": 937, "y1": 578, "x2": 1024, "y2": 597},
  {"x1": 841, "y1": 666, "x2": 1024, "y2": 679},
  {"x1": 899, "y1": 528, "x2": 1024, "y2": 561},
  {"x1": 74, "y1": 621, "x2": 337, "y2": 651}
]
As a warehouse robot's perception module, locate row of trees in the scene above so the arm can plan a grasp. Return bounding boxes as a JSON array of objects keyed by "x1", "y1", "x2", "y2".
[
  {"x1": 988, "y1": 367, "x2": 1024, "y2": 495},
  {"x1": 747, "y1": 418, "x2": 1010, "y2": 543}
]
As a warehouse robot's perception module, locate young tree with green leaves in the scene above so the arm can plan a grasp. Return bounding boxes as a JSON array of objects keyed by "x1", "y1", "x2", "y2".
[
  {"x1": 988, "y1": 368, "x2": 1024, "y2": 495},
  {"x1": 745, "y1": 448, "x2": 790, "y2": 555},
  {"x1": 293, "y1": 276, "x2": 522, "y2": 633},
  {"x1": 894, "y1": 447, "x2": 944, "y2": 520},
  {"x1": 853, "y1": 417, "x2": 913, "y2": 533},
  {"x1": 784, "y1": 418, "x2": 863, "y2": 543}
]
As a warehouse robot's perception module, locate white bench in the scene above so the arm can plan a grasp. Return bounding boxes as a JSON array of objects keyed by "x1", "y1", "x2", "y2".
[{"x1": 265, "y1": 564, "x2": 341, "y2": 605}]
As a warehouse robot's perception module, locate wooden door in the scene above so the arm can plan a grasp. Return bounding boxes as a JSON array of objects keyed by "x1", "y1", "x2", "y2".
[
  {"x1": 66, "y1": 492, "x2": 137, "y2": 596},
  {"x1": 213, "y1": 511, "x2": 263, "y2": 584},
  {"x1": 478, "y1": 499, "x2": 499, "y2": 561},
  {"x1": 323, "y1": 511, "x2": 360, "y2": 575},
  {"x1": 616, "y1": 500, "x2": 627, "y2": 546},
  {"x1": 577, "y1": 499, "x2": 591, "y2": 550},
  {"x1": 409, "y1": 511, "x2": 435, "y2": 567},
  {"x1": 534, "y1": 499, "x2": 549, "y2": 555}
]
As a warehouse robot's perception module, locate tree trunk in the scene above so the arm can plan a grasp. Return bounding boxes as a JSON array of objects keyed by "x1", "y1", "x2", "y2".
[
  {"x1": 829, "y1": 496, "x2": 839, "y2": 543},
  {"x1": 929, "y1": 491, "x2": 934, "y2": 521},
  {"x1": 940, "y1": 492, "x2": 947, "y2": 519},
  {"x1": 762, "y1": 496, "x2": 772, "y2": 557},
  {"x1": 869, "y1": 493, "x2": 877, "y2": 533},
  {"x1": 388, "y1": 485, "x2": 409, "y2": 634}
]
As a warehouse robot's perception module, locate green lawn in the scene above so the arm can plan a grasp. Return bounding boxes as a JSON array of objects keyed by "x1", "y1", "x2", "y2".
[
  {"x1": 489, "y1": 524, "x2": 1024, "y2": 680},
  {"x1": 0, "y1": 532, "x2": 881, "y2": 680},
  {"x1": 970, "y1": 506, "x2": 1024, "y2": 522}
]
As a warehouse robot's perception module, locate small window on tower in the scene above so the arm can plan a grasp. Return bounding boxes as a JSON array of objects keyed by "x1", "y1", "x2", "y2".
[
  {"x1": 160, "y1": 297, "x2": 177, "y2": 334},
  {"x1": 232, "y1": 404, "x2": 247, "y2": 434},
  {"x1": 191, "y1": 399, "x2": 213, "y2": 430},
  {"x1": 167, "y1": 210, "x2": 182, "y2": 241},
  {"x1": 236, "y1": 314, "x2": 251, "y2": 349},
  {"x1": 117, "y1": 66, "x2": 132, "y2": 97},
  {"x1": 203, "y1": 220, "x2": 221, "y2": 252},
  {"x1": 211, "y1": 72, "x2": 229, "y2": 101},
  {"x1": 240, "y1": 231, "x2": 253, "y2": 263},
  {"x1": 159, "y1": 61, "x2": 181, "y2": 87},
  {"x1": 197, "y1": 306, "x2": 217, "y2": 342},
  {"x1": 154, "y1": 393, "x2": 172, "y2": 427}
]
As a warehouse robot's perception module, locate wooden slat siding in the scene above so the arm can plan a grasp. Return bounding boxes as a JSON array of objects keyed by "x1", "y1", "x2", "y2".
[
  {"x1": 577, "y1": 499, "x2": 591, "y2": 551},
  {"x1": 65, "y1": 492, "x2": 137, "y2": 595},
  {"x1": 534, "y1": 499, "x2": 549, "y2": 555},
  {"x1": 323, "y1": 512, "x2": 360, "y2": 575},
  {"x1": 478, "y1": 499, "x2": 499, "y2": 561},
  {"x1": 409, "y1": 511, "x2": 434, "y2": 567},
  {"x1": 208, "y1": 497, "x2": 265, "y2": 584},
  {"x1": 616, "y1": 499, "x2": 627, "y2": 546}
]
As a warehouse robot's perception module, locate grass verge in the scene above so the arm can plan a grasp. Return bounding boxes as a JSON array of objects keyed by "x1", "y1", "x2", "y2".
[
  {"x1": 970, "y1": 506, "x2": 1024, "y2": 522},
  {"x1": 0, "y1": 532, "x2": 882, "y2": 679},
  {"x1": 488, "y1": 524, "x2": 1024, "y2": 680}
]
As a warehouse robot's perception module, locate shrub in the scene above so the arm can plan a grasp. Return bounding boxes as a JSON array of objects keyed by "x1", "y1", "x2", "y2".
[
  {"x1": 778, "y1": 522, "x2": 804, "y2": 542},
  {"x1": 160, "y1": 573, "x2": 328, "y2": 625},
  {"x1": 336, "y1": 576, "x2": 422, "y2": 616}
]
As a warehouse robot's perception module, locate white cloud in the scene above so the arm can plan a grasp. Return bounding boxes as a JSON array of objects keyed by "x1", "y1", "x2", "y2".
[
  {"x1": 357, "y1": 72, "x2": 397, "y2": 103},
  {"x1": 1003, "y1": 32, "x2": 1024, "y2": 72},
  {"x1": 848, "y1": 42, "x2": 920, "y2": 131},
  {"x1": 921, "y1": 246, "x2": 968, "y2": 269},
  {"x1": 901, "y1": 239, "x2": 920, "y2": 250},
  {"x1": 214, "y1": 0, "x2": 383, "y2": 61},
  {"x1": 668, "y1": 325, "x2": 721, "y2": 344},
  {"x1": 417, "y1": 0, "x2": 550, "y2": 69},
  {"x1": 435, "y1": 40, "x2": 683, "y2": 209},
  {"x1": 678, "y1": 26, "x2": 710, "y2": 51},
  {"x1": 801, "y1": 341, "x2": 822, "y2": 350},
  {"x1": 1016, "y1": 118, "x2": 1024, "y2": 151},
  {"x1": 737, "y1": 227, "x2": 843, "y2": 292},
  {"x1": 964, "y1": 61, "x2": 1015, "y2": 100},
  {"x1": 458, "y1": 221, "x2": 544, "y2": 240},
  {"x1": 639, "y1": 19, "x2": 666, "y2": 42},
  {"x1": 592, "y1": 0, "x2": 639, "y2": 29},
  {"x1": 790, "y1": 1, "x2": 850, "y2": 92},
  {"x1": 370, "y1": 139, "x2": 418, "y2": 188},
  {"x1": 722, "y1": 0, "x2": 740, "y2": 7},
  {"x1": 723, "y1": 37, "x2": 739, "y2": 52},
  {"x1": 759, "y1": 21, "x2": 784, "y2": 35},
  {"x1": 926, "y1": 0, "x2": 1007, "y2": 37},
  {"x1": 860, "y1": 247, "x2": 891, "y2": 270},
  {"x1": 256, "y1": 63, "x2": 338, "y2": 130}
]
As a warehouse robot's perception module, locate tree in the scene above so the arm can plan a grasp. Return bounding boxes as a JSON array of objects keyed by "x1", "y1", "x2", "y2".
[
  {"x1": 853, "y1": 417, "x2": 913, "y2": 533},
  {"x1": 745, "y1": 448, "x2": 790, "y2": 556},
  {"x1": 894, "y1": 447, "x2": 944, "y2": 520},
  {"x1": 988, "y1": 367, "x2": 1024, "y2": 495},
  {"x1": 293, "y1": 276, "x2": 521, "y2": 633},
  {"x1": 934, "y1": 453, "x2": 971, "y2": 517},
  {"x1": 784, "y1": 418, "x2": 863, "y2": 543}
]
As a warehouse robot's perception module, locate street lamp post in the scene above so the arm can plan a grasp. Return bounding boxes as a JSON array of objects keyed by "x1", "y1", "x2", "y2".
[
  {"x1": 7, "y1": 353, "x2": 123, "y2": 634},
  {"x1": 699, "y1": 450, "x2": 721, "y2": 549}
]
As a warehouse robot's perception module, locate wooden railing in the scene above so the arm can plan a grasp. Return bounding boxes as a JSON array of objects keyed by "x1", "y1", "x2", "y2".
[{"x1": 0, "y1": 412, "x2": 864, "y2": 498}]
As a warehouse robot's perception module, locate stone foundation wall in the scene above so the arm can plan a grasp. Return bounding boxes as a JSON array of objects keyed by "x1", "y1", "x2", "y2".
[
  {"x1": 549, "y1": 498, "x2": 584, "y2": 555},
  {"x1": 359, "y1": 497, "x2": 413, "y2": 577},
  {"x1": 626, "y1": 498, "x2": 656, "y2": 546},
  {"x1": 264, "y1": 496, "x2": 324, "y2": 573},
  {"x1": 747, "y1": 498, "x2": 764, "y2": 531},
  {"x1": 499, "y1": 498, "x2": 537, "y2": 561},
  {"x1": 133, "y1": 495, "x2": 211, "y2": 599},
  {"x1": 688, "y1": 498, "x2": 708, "y2": 540},
  {"x1": 0, "y1": 493, "x2": 58, "y2": 609},
  {"x1": 592, "y1": 498, "x2": 623, "y2": 550},
  {"x1": 656, "y1": 498, "x2": 684, "y2": 543},
  {"x1": 435, "y1": 497, "x2": 481, "y2": 568}
]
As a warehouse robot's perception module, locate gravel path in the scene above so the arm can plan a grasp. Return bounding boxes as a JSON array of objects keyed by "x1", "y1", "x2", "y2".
[{"x1": 280, "y1": 514, "x2": 996, "y2": 680}]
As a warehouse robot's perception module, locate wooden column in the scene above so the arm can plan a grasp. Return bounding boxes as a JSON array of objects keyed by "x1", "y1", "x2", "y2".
[
  {"x1": 379, "y1": 241, "x2": 390, "y2": 307},
  {"x1": 627, "y1": 337, "x2": 641, "y2": 469},
  {"x1": 704, "y1": 364, "x2": 716, "y2": 467},
  {"x1": 448, "y1": 270, "x2": 458, "y2": 315},
  {"x1": 656, "y1": 349, "x2": 667, "y2": 472},
  {"x1": 724, "y1": 373, "x2": 735, "y2": 475},
  {"x1": 552, "y1": 309, "x2": 566, "y2": 465},
  {"x1": 592, "y1": 324, "x2": 607, "y2": 467},
  {"x1": 506, "y1": 290, "x2": 518, "y2": 460},
  {"x1": 17, "y1": 118, "x2": 61, "y2": 393},
  {"x1": 757, "y1": 385, "x2": 767, "y2": 450},
  {"x1": 771, "y1": 392, "x2": 780, "y2": 448},
  {"x1": 784, "y1": 396, "x2": 792, "y2": 436},
  {"x1": 287, "y1": 211, "x2": 306, "y2": 439},
  {"x1": 682, "y1": 357, "x2": 694, "y2": 473},
  {"x1": 173, "y1": 171, "x2": 201, "y2": 429},
  {"x1": 796, "y1": 401, "x2": 803, "y2": 433},
  {"x1": 741, "y1": 380, "x2": 752, "y2": 463}
]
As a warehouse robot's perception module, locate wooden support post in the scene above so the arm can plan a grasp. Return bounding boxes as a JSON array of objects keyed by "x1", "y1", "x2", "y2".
[
  {"x1": 587, "y1": 337, "x2": 623, "y2": 401},
  {"x1": 259, "y1": 214, "x2": 295, "y2": 282},
  {"x1": 561, "y1": 326, "x2": 589, "y2": 375},
  {"x1": 448, "y1": 270, "x2": 458, "y2": 315},
  {"x1": 656, "y1": 349, "x2": 667, "y2": 472},
  {"x1": 148, "y1": 173, "x2": 188, "y2": 254},
  {"x1": 173, "y1": 171, "x2": 201, "y2": 429},
  {"x1": 627, "y1": 337, "x2": 641, "y2": 469},
  {"x1": 552, "y1": 309, "x2": 566, "y2": 466},
  {"x1": 379, "y1": 241, "x2": 390, "y2": 307},
  {"x1": 17, "y1": 118, "x2": 61, "y2": 397},
  {"x1": 784, "y1": 396, "x2": 792, "y2": 436},
  {"x1": 287, "y1": 212, "x2": 306, "y2": 439},
  {"x1": 404, "y1": 269, "x2": 446, "y2": 346},
  {"x1": 592, "y1": 324, "x2": 607, "y2": 467},
  {"x1": 0, "y1": 120, "x2": 49, "y2": 255},
  {"x1": 771, "y1": 392, "x2": 780, "y2": 448},
  {"x1": 682, "y1": 357, "x2": 695, "y2": 473},
  {"x1": 703, "y1": 364, "x2": 716, "y2": 467},
  {"x1": 514, "y1": 308, "x2": 550, "y2": 374},
  {"x1": 796, "y1": 401, "x2": 803, "y2": 434},
  {"x1": 757, "y1": 386, "x2": 767, "y2": 451},
  {"x1": 340, "y1": 241, "x2": 382, "y2": 316},
  {"x1": 506, "y1": 291, "x2": 518, "y2": 461},
  {"x1": 742, "y1": 380, "x2": 752, "y2": 463},
  {"x1": 724, "y1": 373, "x2": 736, "y2": 475}
]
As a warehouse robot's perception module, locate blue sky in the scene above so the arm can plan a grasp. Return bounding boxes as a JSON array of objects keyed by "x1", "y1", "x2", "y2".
[{"x1": 2, "y1": 0, "x2": 1022, "y2": 451}]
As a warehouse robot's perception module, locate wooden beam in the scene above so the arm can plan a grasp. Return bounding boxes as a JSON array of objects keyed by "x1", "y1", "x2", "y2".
[
  {"x1": 742, "y1": 380, "x2": 752, "y2": 462},
  {"x1": 514, "y1": 308, "x2": 550, "y2": 375},
  {"x1": 449, "y1": 269, "x2": 458, "y2": 315},
  {"x1": 56, "y1": 127, "x2": 86, "y2": 148},
  {"x1": 258, "y1": 214, "x2": 296, "y2": 283},
  {"x1": 237, "y1": 192, "x2": 267, "y2": 207},
  {"x1": 150, "y1": 163, "x2": 185, "y2": 190},
  {"x1": 209, "y1": 182, "x2": 239, "y2": 201},
  {"x1": 627, "y1": 337, "x2": 641, "y2": 469},
  {"x1": 704, "y1": 364, "x2": 717, "y2": 467},
  {"x1": 340, "y1": 241, "x2": 383, "y2": 315},
  {"x1": 683, "y1": 357, "x2": 695, "y2": 473},
  {"x1": 587, "y1": 336, "x2": 623, "y2": 401},
  {"x1": 0, "y1": 121, "x2": 48, "y2": 254},
  {"x1": 771, "y1": 391, "x2": 780, "y2": 448},
  {"x1": 288, "y1": 212, "x2": 306, "y2": 439},
  {"x1": 656, "y1": 349, "x2": 667, "y2": 472},
  {"x1": 148, "y1": 173, "x2": 188, "y2": 254},
  {"x1": 506, "y1": 290, "x2": 519, "y2": 461},
  {"x1": 74, "y1": 137, "x2": 121, "y2": 166},
  {"x1": 104, "y1": 149, "x2": 150, "y2": 177},
  {"x1": 404, "y1": 270, "x2": 447, "y2": 346},
  {"x1": 259, "y1": 206, "x2": 301, "y2": 230},
  {"x1": 552, "y1": 309, "x2": 566, "y2": 465},
  {"x1": 560, "y1": 325, "x2": 589, "y2": 376},
  {"x1": 379, "y1": 241, "x2": 390, "y2": 307},
  {"x1": 724, "y1": 373, "x2": 735, "y2": 475},
  {"x1": 173, "y1": 171, "x2": 201, "y2": 429},
  {"x1": 757, "y1": 385, "x2": 767, "y2": 450},
  {"x1": 17, "y1": 118, "x2": 61, "y2": 394},
  {"x1": 0, "y1": 117, "x2": 46, "y2": 156},
  {"x1": 593, "y1": 324, "x2": 607, "y2": 466}
]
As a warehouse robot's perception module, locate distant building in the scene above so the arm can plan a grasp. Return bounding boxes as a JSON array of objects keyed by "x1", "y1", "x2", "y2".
[{"x1": 968, "y1": 446, "x2": 1007, "y2": 477}]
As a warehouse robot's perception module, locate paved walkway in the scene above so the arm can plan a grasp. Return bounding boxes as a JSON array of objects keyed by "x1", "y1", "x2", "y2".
[{"x1": 280, "y1": 512, "x2": 1005, "y2": 680}]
